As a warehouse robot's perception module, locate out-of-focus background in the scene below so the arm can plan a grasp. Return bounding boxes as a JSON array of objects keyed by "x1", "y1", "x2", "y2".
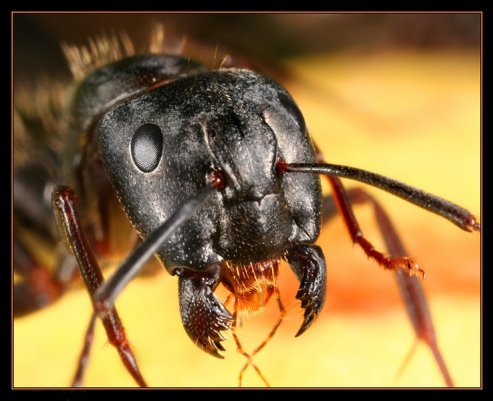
[{"x1": 13, "y1": 13, "x2": 480, "y2": 388}]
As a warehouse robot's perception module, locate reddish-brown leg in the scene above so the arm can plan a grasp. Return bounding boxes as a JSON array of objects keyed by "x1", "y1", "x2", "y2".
[
  {"x1": 343, "y1": 187, "x2": 453, "y2": 386},
  {"x1": 313, "y1": 131, "x2": 419, "y2": 277},
  {"x1": 52, "y1": 185, "x2": 147, "y2": 387},
  {"x1": 315, "y1": 141, "x2": 453, "y2": 386},
  {"x1": 328, "y1": 176, "x2": 425, "y2": 279},
  {"x1": 71, "y1": 312, "x2": 98, "y2": 387}
]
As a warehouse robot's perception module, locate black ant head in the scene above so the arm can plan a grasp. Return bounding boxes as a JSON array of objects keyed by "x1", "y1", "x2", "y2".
[{"x1": 92, "y1": 59, "x2": 321, "y2": 271}]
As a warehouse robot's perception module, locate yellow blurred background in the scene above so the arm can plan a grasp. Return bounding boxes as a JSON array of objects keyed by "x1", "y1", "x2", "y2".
[{"x1": 13, "y1": 14, "x2": 480, "y2": 388}]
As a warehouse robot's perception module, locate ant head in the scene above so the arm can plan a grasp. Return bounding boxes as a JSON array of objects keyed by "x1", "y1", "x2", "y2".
[{"x1": 94, "y1": 66, "x2": 321, "y2": 269}]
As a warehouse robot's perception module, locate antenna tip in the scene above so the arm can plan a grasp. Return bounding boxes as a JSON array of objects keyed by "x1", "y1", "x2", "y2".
[{"x1": 465, "y1": 215, "x2": 481, "y2": 232}]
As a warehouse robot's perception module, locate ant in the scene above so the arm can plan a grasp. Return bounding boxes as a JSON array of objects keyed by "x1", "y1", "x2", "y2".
[{"x1": 14, "y1": 24, "x2": 480, "y2": 387}]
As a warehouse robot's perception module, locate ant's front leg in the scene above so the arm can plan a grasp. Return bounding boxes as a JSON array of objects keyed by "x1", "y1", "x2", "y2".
[
  {"x1": 52, "y1": 185, "x2": 147, "y2": 387},
  {"x1": 337, "y1": 187, "x2": 453, "y2": 386},
  {"x1": 320, "y1": 188, "x2": 453, "y2": 386},
  {"x1": 314, "y1": 144, "x2": 456, "y2": 386},
  {"x1": 14, "y1": 173, "x2": 78, "y2": 317}
]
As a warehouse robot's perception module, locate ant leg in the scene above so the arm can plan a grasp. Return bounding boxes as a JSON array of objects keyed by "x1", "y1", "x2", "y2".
[
  {"x1": 52, "y1": 185, "x2": 147, "y2": 387},
  {"x1": 71, "y1": 312, "x2": 97, "y2": 387},
  {"x1": 327, "y1": 176, "x2": 425, "y2": 278},
  {"x1": 314, "y1": 145, "x2": 456, "y2": 386},
  {"x1": 312, "y1": 143, "x2": 421, "y2": 277},
  {"x1": 340, "y1": 187, "x2": 453, "y2": 387},
  {"x1": 14, "y1": 177, "x2": 78, "y2": 316}
]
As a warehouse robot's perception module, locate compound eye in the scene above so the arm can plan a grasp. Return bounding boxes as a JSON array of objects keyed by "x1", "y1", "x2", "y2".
[{"x1": 131, "y1": 124, "x2": 163, "y2": 173}]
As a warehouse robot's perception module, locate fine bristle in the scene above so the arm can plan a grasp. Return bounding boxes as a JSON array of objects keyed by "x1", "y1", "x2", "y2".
[
  {"x1": 60, "y1": 23, "x2": 243, "y2": 82},
  {"x1": 221, "y1": 259, "x2": 280, "y2": 317},
  {"x1": 14, "y1": 78, "x2": 70, "y2": 170},
  {"x1": 61, "y1": 32, "x2": 136, "y2": 81},
  {"x1": 15, "y1": 24, "x2": 175, "y2": 170},
  {"x1": 14, "y1": 23, "x2": 236, "y2": 172},
  {"x1": 61, "y1": 23, "x2": 178, "y2": 81}
]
